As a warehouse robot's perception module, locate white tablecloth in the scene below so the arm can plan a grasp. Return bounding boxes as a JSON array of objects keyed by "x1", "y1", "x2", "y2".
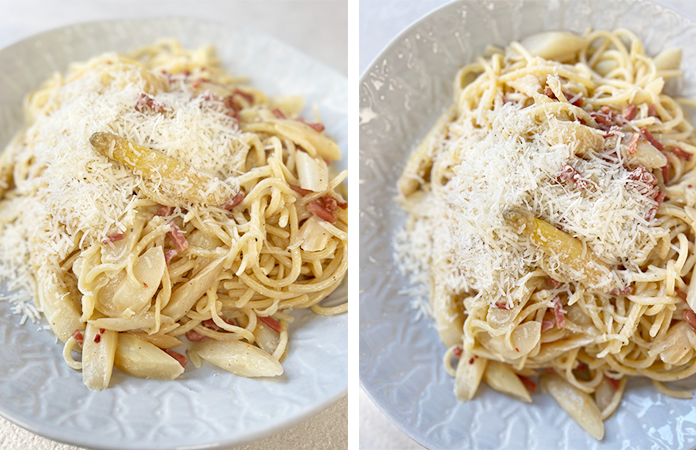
[
  {"x1": 358, "y1": 0, "x2": 696, "y2": 449},
  {"x1": 0, "y1": 1, "x2": 346, "y2": 449}
]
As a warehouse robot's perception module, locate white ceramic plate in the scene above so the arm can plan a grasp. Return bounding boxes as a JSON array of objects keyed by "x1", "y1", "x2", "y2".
[
  {"x1": 359, "y1": 1, "x2": 696, "y2": 449},
  {"x1": 0, "y1": 18, "x2": 347, "y2": 450}
]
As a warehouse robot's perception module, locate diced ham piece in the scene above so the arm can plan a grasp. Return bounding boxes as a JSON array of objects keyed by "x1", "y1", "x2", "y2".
[
  {"x1": 233, "y1": 88, "x2": 254, "y2": 104},
  {"x1": 662, "y1": 165, "x2": 670, "y2": 184},
  {"x1": 135, "y1": 93, "x2": 165, "y2": 113},
  {"x1": 640, "y1": 127, "x2": 664, "y2": 151},
  {"x1": 272, "y1": 108, "x2": 287, "y2": 119},
  {"x1": 72, "y1": 330, "x2": 84, "y2": 348},
  {"x1": 647, "y1": 191, "x2": 665, "y2": 221},
  {"x1": 164, "y1": 349, "x2": 188, "y2": 368},
  {"x1": 102, "y1": 233, "x2": 125, "y2": 244},
  {"x1": 185, "y1": 330, "x2": 208, "y2": 342},
  {"x1": 320, "y1": 195, "x2": 338, "y2": 212},
  {"x1": 648, "y1": 104, "x2": 657, "y2": 118},
  {"x1": 157, "y1": 205, "x2": 174, "y2": 216},
  {"x1": 590, "y1": 106, "x2": 623, "y2": 131},
  {"x1": 164, "y1": 249, "x2": 178, "y2": 265},
  {"x1": 684, "y1": 309, "x2": 696, "y2": 330},
  {"x1": 673, "y1": 147, "x2": 693, "y2": 161},
  {"x1": 560, "y1": 164, "x2": 589, "y2": 190},
  {"x1": 168, "y1": 223, "x2": 189, "y2": 252},
  {"x1": 677, "y1": 290, "x2": 688, "y2": 301},
  {"x1": 518, "y1": 375, "x2": 538, "y2": 393},
  {"x1": 222, "y1": 192, "x2": 245, "y2": 210},
  {"x1": 609, "y1": 286, "x2": 632, "y2": 295},
  {"x1": 627, "y1": 165, "x2": 658, "y2": 193},
  {"x1": 627, "y1": 132, "x2": 640, "y2": 155},
  {"x1": 289, "y1": 184, "x2": 312, "y2": 196},
  {"x1": 548, "y1": 277, "x2": 562, "y2": 289},
  {"x1": 259, "y1": 316, "x2": 282, "y2": 333},
  {"x1": 202, "y1": 318, "x2": 236, "y2": 332},
  {"x1": 297, "y1": 117, "x2": 325, "y2": 132},
  {"x1": 623, "y1": 104, "x2": 637, "y2": 120},
  {"x1": 541, "y1": 320, "x2": 554, "y2": 332},
  {"x1": 553, "y1": 299, "x2": 566, "y2": 329},
  {"x1": 307, "y1": 200, "x2": 337, "y2": 223}
]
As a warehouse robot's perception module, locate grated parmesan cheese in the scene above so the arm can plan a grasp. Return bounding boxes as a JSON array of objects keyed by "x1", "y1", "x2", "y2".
[{"x1": 397, "y1": 101, "x2": 667, "y2": 305}]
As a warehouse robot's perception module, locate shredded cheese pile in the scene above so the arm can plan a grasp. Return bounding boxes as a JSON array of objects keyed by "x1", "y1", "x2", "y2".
[{"x1": 17, "y1": 54, "x2": 247, "y2": 255}]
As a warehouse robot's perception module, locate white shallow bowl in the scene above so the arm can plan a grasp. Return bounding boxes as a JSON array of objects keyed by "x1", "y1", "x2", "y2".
[
  {"x1": 359, "y1": 1, "x2": 696, "y2": 449},
  {"x1": 0, "y1": 18, "x2": 347, "y2": 450}
]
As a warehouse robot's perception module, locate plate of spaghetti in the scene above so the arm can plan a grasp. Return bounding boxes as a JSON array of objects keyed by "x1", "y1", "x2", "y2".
[
  {"x1": 0, "y1": 17, "x2": 347, "y2": 450},
  {"x1": 360, "y1": 1, "x2": 696, "y2": 449}
]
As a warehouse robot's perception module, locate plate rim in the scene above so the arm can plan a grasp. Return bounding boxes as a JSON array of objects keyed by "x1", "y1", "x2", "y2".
[{"x1": 0, "y1": 16, "x2": 347, "y2": 450}]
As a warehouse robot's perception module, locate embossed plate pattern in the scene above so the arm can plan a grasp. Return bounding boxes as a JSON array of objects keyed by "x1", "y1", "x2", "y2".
[
  {"x1": 0, "y1": 18, "x2": 347, "y2": 450},
  {"x1": 359, "y1": 1, "x2": 696, "y2": 449}
]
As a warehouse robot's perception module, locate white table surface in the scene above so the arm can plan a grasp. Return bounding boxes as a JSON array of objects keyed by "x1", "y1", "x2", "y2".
[
  {"x1": 358, "y1": 0, "x2": 696, "y2": 449},
  {"x1": 0, "y1": 1, "x2": 346, "y2": 450}
]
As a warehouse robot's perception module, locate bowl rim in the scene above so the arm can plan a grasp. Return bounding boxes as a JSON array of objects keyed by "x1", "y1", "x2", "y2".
[{"x1": 358, "y1": 0, "x2": 696, "y2": 448}]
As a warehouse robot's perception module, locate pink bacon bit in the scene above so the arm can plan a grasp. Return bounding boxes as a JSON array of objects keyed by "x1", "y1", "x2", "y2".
[
  {"x1": 72, "y1": 330, "x2": 84, "y2": 348},
  {"x1": 553, "y1": 298, "x2": 566, "y2": 329},
  {"x1": 164, "y1": 249, "x2": 178, "y2": 265},
  {"x1": 222, "y1": 95, "x2": 242, "y2": 121},
  {"x1": 648, "y1": 104, "x2": 657, "y2": 118},
  {"x1": 623, "y1": 104, "x2": 637, "y2": 121},
  {"x1": 135, "y1": 93, "x2": 165, "y2": 113},
  {"x1": 548, "y1": 277, "x2": 562, "y2": 289},
  {"x1": 662, "y1": 165, "x2": 670, "y2": 184},
  {"x1": 518, "y1": 375, "x2": 538, "y2": 393},
  {"x1": 627, "y1": 132, "x2": 641, "y2": 155},
  {"x1": 307, "y1": 200, "x2": 337, "y2": 223},
  {"x1": 297, "y1": 117, "x2": 326, "y2": 133},
  {"x1": 541, "y1": 320, "x2": 554, "y2": 332},
  {"x1": 453, "y1": 346, "x2": 462, "y2": 358},
  {"x1": 609, "y1": 286, "x2": 632, "y2": 295},
  {"x1": 233, "y1": 88, "x2": 254, "y2": 104},
  {"x1": 590, "y1": 106, "x2": 623, "y2": 131},
  {"x1": 259, "y1": 316, "x2": 282, "y2": 333},
  {"x1": 640, "y1": 127, "x2": 665, "y2": 151},
  {"x1": 607, "y1": 377, "x2": 620, "y2": 390},
  {"x1": 677, "y1": 289, "x2": 688, "y2": 301},
  {"x1": 168, "y1": 223, "x2": 189, "y2": 252},
  {"x1": 102, "y1": 233, "x2": 125, "y2": 244},
  {"x1": 672, "y1": 147, "x2": 693, "y2": 161},
  {"x1": 272, "y1": 108, "x2": 287, "y2": 119},
  {"x1": 156, "y1": 205, "x2": 174, "y2": 216},
  {"x1": 560, "y1": 164, "x2": 589, "y2": 190},
  {"x1": 320, "y1": 195, "x2": 338, "y2": 212},
  {"x1": 684, "y1": 309, "x2": 696, "y2": 330},
  {"x1": 164, "y1": 349, "x2": 188, "y2": 368},
  {"x1": 627, "y1": 165, "x2": 657, "y2": 184},
  {"x1": 222, "y1": 192, "x2": 245, "y2": 210},
  {"x1": 289, "y1": 184, "x2": 312, "y2": 196},
  {"x1": 647, "y1": 191, "x2": 666, "y2": 221},
  {"x1": 564, "y1": 91, "x2": 583, "y2": 107},
  {"x1": 493, "y1": 301, "x2": 512, "y2": 310},
  {"x1": 185, "y1": 330, "x2": 208, "y2": 342}
]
